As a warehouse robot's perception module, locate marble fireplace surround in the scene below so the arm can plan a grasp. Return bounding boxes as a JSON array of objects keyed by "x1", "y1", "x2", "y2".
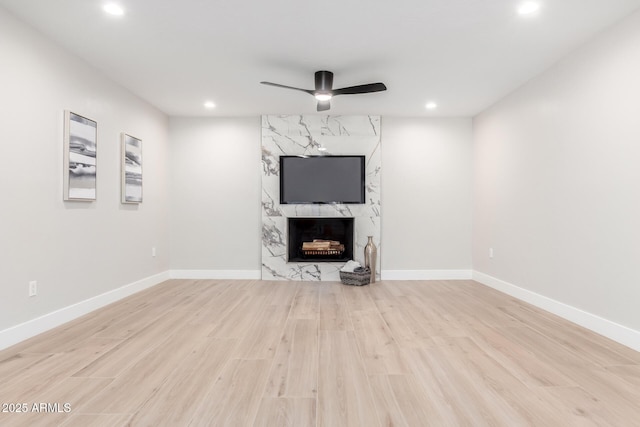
[{"x1": 261, "y1": 115, "x2": 381, "y2": 281}]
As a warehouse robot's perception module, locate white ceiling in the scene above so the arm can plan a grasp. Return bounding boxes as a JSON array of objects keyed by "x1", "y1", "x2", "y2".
[{"x1": 2, "y1": 0, "x2": 639, "y2": 117}]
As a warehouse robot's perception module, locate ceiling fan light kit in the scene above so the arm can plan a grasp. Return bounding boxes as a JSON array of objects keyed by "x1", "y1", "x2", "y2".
[
  {"x1": 261, "y1": 70, "x2": 387, "y2": 111},
  {"x1": 314, "y1": 93, "x2": 332, "y2": 102}
]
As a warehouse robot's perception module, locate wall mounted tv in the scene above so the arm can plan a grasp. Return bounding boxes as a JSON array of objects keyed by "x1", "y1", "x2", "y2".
[{"x1": 280, "y1": 155, "x2": 365, "y2": 204}]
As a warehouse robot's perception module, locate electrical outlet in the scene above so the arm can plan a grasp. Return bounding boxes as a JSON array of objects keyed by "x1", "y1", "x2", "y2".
[
  {"x1": 29, "y1": 281, "x2": 37, "y2": 297},
  {"x1": 151, "y1": 247, "x2": 156, "y2": 257},
  {"x1": 489, "y1": 248, "x2": 494, "y2": 259}
]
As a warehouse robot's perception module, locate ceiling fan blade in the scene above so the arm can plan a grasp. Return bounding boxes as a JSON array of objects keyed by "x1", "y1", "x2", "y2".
[
  {"x1": 332, "y1": 82, "x2": 387, "y2": 96},
  {"x1": 260, "y1": 81, "x2": 314, "y2": 95},
  {"x1": 317, "y1": 100, "x2": 331, "y2": 112}
]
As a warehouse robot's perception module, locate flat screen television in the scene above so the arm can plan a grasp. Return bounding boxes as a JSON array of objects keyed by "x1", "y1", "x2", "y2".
[{"x1": 280, "y1": 155, "x2": 365, "y2": 204}]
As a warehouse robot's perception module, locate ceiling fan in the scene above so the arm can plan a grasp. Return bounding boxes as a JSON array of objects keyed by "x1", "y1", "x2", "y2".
[{"x1": 260, "y1": 70, "x2": 387, "y2": 111}]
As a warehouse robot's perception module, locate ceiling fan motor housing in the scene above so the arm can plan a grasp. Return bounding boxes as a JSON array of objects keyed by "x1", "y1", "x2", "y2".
[{"x1": 315, "y1": 71, "x2": 333, "y2": 92}]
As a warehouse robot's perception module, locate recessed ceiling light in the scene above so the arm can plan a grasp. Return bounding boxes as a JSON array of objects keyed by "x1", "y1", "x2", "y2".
[
  {"x1": 103, "y1": 3, "x2": 124, "y2": 16},
  {"x1": 425, "y1": 102, "x2": 438, "y2": 110},
  {"x1": 204, "y1": 101, "x2": 216, "y2": 109},
  {"x1": 318, "y1": 147, "x2": 327, "y2": 151},
  {"x1": 518, "y1": 2, "x2": 540, "y2": 15}
]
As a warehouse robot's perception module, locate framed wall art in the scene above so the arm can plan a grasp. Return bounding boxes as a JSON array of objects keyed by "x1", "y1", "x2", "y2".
[
  {"x1": 63, "y1": 110, "x2": 97, "y2": 201},
  {"x1": 121, "y1": 133, "x2": 142, "y2": 203}
]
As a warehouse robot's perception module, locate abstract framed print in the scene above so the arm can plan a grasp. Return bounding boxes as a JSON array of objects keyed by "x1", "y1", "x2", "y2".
[
  {"x1": 121, "y1": 133, "x2": 142, "y2": 203},
  {"x1": 63, "y1": 111, "x2": 97, "y2": 201}
]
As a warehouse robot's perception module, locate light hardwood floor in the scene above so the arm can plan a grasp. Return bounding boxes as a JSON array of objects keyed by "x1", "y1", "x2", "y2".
[{"x1": 1, "y1": 279, "x2": 639, "y2": 426}]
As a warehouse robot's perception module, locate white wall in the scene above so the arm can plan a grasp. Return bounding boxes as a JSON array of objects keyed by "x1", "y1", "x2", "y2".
[
  {"x1": 473, "y1": 10, "x2": 640, "y2": 333},
  {"x1": 381, "y1": 118, "x2": 473, "y2": 276},
  {"x1": 169, "y1": 117, "x2": 262, "y2": 273},
  {"x1": 168, "y1": 116, "x2": 473, "y2": 277},
  {"x1": 0, "y1": 8, "x2": 170, "y2": 332}
]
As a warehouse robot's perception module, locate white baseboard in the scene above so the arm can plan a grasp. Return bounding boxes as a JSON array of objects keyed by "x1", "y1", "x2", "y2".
[
  {"x1": 381, "y1": 270, "x2": 472, "y2": 280},
  {"x1": 473, "y1": 271, "x2": 640, "y2": 352},
  {"x1": 170, "y1": 270, "x2": 262, "y2": 280},
  {"x1": 0, "y1": 271, "x2": 171, "y2": 351}
]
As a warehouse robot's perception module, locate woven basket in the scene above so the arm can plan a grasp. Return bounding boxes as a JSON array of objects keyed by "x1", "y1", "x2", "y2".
[{"x1": 339, "y1": 268, "x2": 371, "y2": 286}]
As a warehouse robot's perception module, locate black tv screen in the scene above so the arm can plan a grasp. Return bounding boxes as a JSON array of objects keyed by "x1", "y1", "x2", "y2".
[{"x1": 280, "y1": 155, "x2": 365, "y2": 204}]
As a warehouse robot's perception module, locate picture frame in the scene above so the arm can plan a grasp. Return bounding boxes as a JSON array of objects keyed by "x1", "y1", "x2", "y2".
[
  {"x1": 121, "y1": 133, "x2": 142, "y2": 203},
  {"x1": 63, "y1": 110, "x2": 97, "y2": 201}
]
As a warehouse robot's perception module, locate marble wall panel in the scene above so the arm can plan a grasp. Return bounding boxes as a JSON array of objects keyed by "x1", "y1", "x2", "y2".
[{"x1": 261, "y1": 115, "x2": 381, "y2": 281}]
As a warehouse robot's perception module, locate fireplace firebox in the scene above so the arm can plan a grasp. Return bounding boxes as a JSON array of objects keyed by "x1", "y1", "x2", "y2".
[{"x1": 288, "y1": 217, "x2": 354, "y2": 262}]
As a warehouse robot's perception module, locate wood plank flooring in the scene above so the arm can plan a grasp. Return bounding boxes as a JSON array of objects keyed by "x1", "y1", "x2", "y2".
[{"x1": 1, "y1": 279, "x2": 639, "y2": 426}]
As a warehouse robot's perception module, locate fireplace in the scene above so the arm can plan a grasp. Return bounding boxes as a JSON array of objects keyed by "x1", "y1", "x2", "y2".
[{"x1": 288, "y1": 217, "x2": 354, "y2": 262}]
